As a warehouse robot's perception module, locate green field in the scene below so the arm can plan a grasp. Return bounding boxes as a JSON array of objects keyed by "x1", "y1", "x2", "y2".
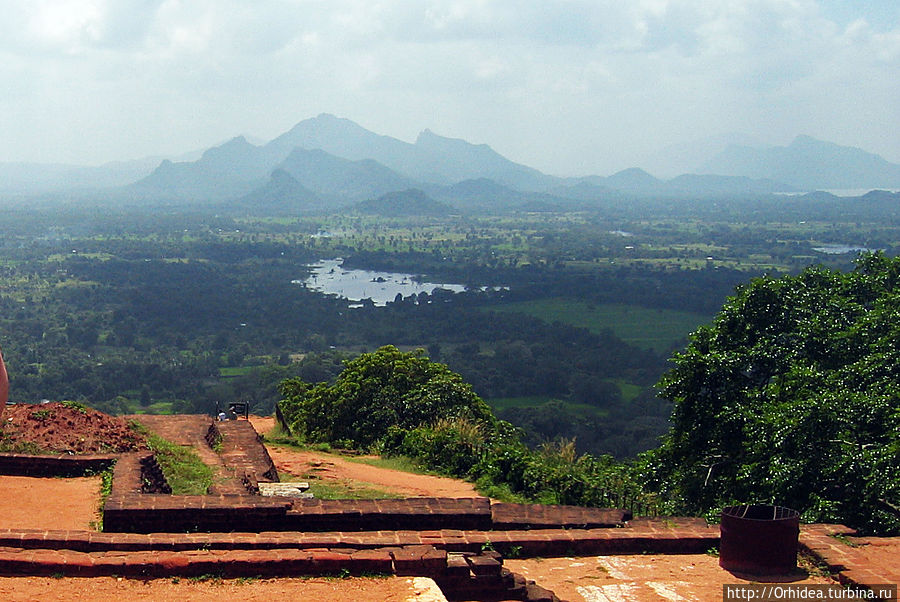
[
  {"x1": 486, "y1": 395, "x2": 608, "y2": 417},
  {"x1": 488, "y1": 298, "x2": 711, "y2": 354},
  {"x1": 219, "y1": 365, "x2": 263, "y2": 377}
]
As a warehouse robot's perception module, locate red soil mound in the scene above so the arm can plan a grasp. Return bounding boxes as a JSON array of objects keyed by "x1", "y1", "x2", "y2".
[{"x1": 1, "y1": 402, "x2": 147, "y2": 454}]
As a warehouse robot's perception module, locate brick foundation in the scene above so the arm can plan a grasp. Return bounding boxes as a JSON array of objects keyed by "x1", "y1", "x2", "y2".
[
  {"x1": 0, "y1": 453, "x2": 115, "y2": 477},
  {"x1": 799, "y1": 524, "x2": 900, "y2": 595},
  {"x1": 3, "y1": 417, "x2": 897, "y2": 601}
]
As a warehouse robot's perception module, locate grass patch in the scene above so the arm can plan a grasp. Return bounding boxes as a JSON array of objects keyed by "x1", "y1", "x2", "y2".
[
  {"x1": 616, "y1": 380, "x2": 644, "y2": 403},
  {"x1": 219, "y1": 365, "x2": 263, "y2": 377},
  {"x1": 305, "y1": 479, "x2": 403, "y2": 500},
  {"x1": 132, "y1": 401, "x2": 176, "y2": 415},
  {"x1": 349, "y1": 455, "x2": 440, "y2": 476},
  {"x1": 474, "y1": 477, "x2": 531, "y2": 504},
  {"x1": 263, "y1": 435, "x2": 332, "y2": 453},
  {"x1": 487, "y1": 298, "x2": 710, "y2": 353},
  {"x1": 485, "y1": 395, "x2": 553, "y2": 412},
  {"x1": 88, "y1": 464, "x2": 115, "y2": 531},
  {"x1": 143, "y1": 431, "x2": 214, "y2": 495}
]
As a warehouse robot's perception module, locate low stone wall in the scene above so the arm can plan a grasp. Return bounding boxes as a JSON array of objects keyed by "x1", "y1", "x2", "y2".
[
  {"x1": 103, "y1": 448, "x2": 285, "y2": 533},
  {"x1": 100, "y1": 493, "x2": 637, "y2": 536},
  {"x1": 215, "y1": 419, "x2": 279, "y2": 483},
  {"x1": 491, "y1": 502, "x2": 630, "y2": 529},
  {"x1": 0, "y1": 453, "x2": 116, "y2": 477},
  {"x1": 102, "y1": 492, "x2": 293, "y2": 533},
  {"x1": 282, "y1": 497, "x2": 494, "y2": 532},
  {"x1": 108, "y1": 452, "x2": 170, "y2": 497},
  {"x1": 204, "y1": 421, "x2": 222, "y2": 450},
  {"x1": 139, "y1": 454, "x2": 172, "y2": 494},
  {"x1": 0, "y1": 520, "x2": 717, "y2": 556}
]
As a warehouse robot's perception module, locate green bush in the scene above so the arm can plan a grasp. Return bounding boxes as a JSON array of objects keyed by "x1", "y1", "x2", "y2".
[
  {"x1": 279, "y1": 344, "x2": 655, "y2": 514},
  {"x1": 646, "y1": 252, "x2": 900, "y2": 535},
  {"x1": 278, "y1": 346, "x2": 495, "y2": 449}
]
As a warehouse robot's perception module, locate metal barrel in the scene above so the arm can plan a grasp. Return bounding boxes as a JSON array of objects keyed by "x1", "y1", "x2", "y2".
[{"x1": 719, "y1": 504, "x2": 800, "y2": 574}]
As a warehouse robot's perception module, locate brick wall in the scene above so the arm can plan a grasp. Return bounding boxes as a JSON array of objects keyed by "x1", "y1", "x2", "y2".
[{"x1": 0, "y1": 453, "x2": 115, "y2": 477}]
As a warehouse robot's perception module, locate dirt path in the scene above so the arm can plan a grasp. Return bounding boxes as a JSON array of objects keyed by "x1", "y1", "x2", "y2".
[{"x1": 251, "y1": 416, "x2": 479, "y2": 498}]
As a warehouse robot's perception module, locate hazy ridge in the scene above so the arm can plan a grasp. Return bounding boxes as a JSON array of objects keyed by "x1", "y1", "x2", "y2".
[{"x1": 3, "y1": 114, "x2": 900, "y2": 211}]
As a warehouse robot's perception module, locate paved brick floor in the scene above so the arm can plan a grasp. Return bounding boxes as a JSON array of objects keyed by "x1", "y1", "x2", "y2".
[{"x1": 800, "y1": 524, "x2": 900, "y2": 594}]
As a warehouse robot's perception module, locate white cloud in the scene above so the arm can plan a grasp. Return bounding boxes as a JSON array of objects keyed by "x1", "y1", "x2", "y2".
[{"x1": 0, "y1": 0, "x2": 897, "y2": 172}]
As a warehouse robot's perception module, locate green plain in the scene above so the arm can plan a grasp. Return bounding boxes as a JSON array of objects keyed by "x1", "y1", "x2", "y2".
[
  {"x1": 488, "y1": 298, "x2": 711, "y2": 354},
  {"x1": 486, "y1": 395, "x2": 608, "y2": 417}
]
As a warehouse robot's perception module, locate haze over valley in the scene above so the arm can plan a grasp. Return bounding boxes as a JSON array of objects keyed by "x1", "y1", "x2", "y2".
[
  {"x1": 2, "y1": 1, "x2": 899, "y2": 538},
  {"x1": 2, "y1": 114, "x2": 900, "y2": 212}
]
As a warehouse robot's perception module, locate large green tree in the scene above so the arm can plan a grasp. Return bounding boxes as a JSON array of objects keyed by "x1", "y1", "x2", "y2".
[
  {"x1": 277, "y1": 345, "x2": 495, "y2": 448},
  {"x1": 646, "y1": 253, "x2": 900, "y2": 534}
]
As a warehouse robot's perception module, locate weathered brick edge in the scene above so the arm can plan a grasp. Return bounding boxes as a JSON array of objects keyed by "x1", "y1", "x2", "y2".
[
  {"x1": 102, "y1": 495, "x2": 637, "y2": 534},
  {"x1": 0, "y1": 453, "x2": 116, "y2": 477},
  {"x1": 437, "y1": 550, "x2": 562, "y2": 602},
  {"x1": 799, "y1": 524, "x2": 900, "y2": 596},
  {"x1": 0, "y1": 519, "x2": 718, "y2": 557},
  {"x1": 215, "y1": 419, "x2": 279, "y2": 482},
  {"x1": 0, "y1": 543, "x2": 445, "y2": 578},
  {"x1": 0, "y1": 521, "x2": 713, "y2": 602},
  {"x1": 0, "y1": 544, "x2": 560, "y2": 601}
]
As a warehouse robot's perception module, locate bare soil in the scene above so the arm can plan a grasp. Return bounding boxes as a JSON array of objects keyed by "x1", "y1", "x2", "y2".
[
  {"x1": 0, "y1": 474, "x2": 102, "y2": 530},
  {"x1": 2, "y1": 403, "x2": 146, "y2": 454},
  {"x1": 266, "y1": 446, "x2": 480, "y2": 498},
  {"x1": 0, "y1": 575, "x2": 440, "y2": 602}
]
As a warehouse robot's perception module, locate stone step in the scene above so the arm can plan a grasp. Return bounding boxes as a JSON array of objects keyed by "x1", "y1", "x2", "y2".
[
  {"x1": 0, "y1": 544, "x2": 444, "y2": 579},
  {"x1": 258, "y1": 482, "x2": 310, "y2": 497},
  {"x1": 0, "y1": 544, "x2": 558, "y2": 601}
]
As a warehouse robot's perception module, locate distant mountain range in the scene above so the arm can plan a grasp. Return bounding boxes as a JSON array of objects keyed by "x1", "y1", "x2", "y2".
[
  {"x1": 351, "y1": 189, "x2": 454, "y2": 218},
  {"x1": 699, "y1": 135, "x2": 900, "y2": 190},
  {"x1": 2, "y1": 114, "x2": 899, "y2": 213}
]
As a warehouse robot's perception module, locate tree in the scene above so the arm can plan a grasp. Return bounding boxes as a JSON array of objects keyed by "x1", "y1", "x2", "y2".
[
  {"x1": 645, "y1": 253, "x2": 900, "y2": 534},
  {"x1": 277, "y1": 345, "x2": 495, "y2": 448}
]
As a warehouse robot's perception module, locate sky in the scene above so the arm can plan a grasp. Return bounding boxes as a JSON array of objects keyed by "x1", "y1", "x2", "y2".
[{"x1": 1, "y1": 0, "x2": 898, "y2": 177}]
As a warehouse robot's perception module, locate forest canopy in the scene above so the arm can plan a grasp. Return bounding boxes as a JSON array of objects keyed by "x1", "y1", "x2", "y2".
[
  {"x1": 276, "y1": 345, "x2": 652, "y2": 510},
  {"x1": 277, "y1": 345, "x2": 496, "y2": 448},
  {"x1": 646, "y1": 252, "x2": 900, "y2": 534}
]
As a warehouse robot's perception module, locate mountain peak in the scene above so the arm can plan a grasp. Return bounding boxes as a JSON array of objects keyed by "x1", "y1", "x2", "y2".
[
  {"x1": 287, "y1": 114, "x2": 364, "y2": 136},
  {"x1": 608, "y1": 167, "x2": 659, "y2": 183},
  {"x1": 415, "y1": 128, "x2": 489, "y2": 150},
  {"x1": 198, "y1": 135, "x2": 256, "y2": 161},
  {"x1": 352, "y1": 188, "x2": 452, "y2": 217},
  {"x1": 789, "y1": 135, "x2": 837, "y2": 150}
]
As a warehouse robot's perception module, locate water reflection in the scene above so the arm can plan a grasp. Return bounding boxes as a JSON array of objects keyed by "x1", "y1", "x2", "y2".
[
  {"x1": 812, "y1": 244, "x2": 872, "y2": 255},
  {"x1": 293, "y1": 258, "x2": 468, "y2": 306}
]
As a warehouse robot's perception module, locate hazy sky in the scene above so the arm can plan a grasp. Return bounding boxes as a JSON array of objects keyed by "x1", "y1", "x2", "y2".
[{"x1": 2, "y1": 0, "x2": 898, "y2": 176}]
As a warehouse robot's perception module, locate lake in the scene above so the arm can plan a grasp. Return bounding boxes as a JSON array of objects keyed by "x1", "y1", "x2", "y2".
[
  {"x1": 293, "y1": 258, "x2": 469, "y2": 306},
  {"x1": 812, "y1": 244, "x2": 873, "y2": 255}
]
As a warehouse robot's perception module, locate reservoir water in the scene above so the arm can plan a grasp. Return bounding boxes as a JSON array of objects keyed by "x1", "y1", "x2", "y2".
[
  {"x1": 812, "y1": 244, "x2": 872, "y2": 255},
  {"x1": 293, "y1": 258, "x2": 469, "y2": 306}
]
